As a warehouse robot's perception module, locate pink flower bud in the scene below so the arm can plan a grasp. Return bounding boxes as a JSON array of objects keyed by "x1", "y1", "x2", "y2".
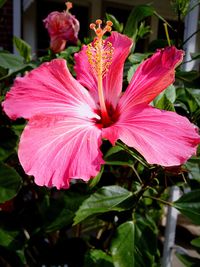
[{"x1": 43, "y1": 9, "x2": 79, "y2": 53}]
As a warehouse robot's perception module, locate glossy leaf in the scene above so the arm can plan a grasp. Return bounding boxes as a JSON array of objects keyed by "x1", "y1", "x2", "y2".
[
  {"x1": 0, "y1": 162, "x2": 22, "y2": 203},
  {"x1": 13, "y1": 36, "x2": 32, "y2": 62},
  {"x1": 185, "y1": 157, "x2": 200, "y2": 180},
  {"x1": 110, "y1": 218, "x2": 158, "y2": 267},
  {"x1": 173, "y1": 190, "x2": 200, "y2": 224},
  {"x1": 106, "y1": 13, "x2": 123, "y2": 32},
  {"x1": 84, "y1": 249, "x2": 114, "y2": 267},
  {"x1": 154, "y1": 84, "x2": 176, "y2": 104},
  {"x1": 74, "y1": 186, "x2": 133, "y2": 225},
  {"x1": 124, "y1": 5, "x2": 154, "y2": 39},
  {"x1": 155, "y1": 94, "x2": 175, "y2": 111}
]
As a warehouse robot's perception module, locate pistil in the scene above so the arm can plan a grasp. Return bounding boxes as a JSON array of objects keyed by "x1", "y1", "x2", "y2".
[{"x1": 87, "y1": 20, "x2": 114, "y2": 125}]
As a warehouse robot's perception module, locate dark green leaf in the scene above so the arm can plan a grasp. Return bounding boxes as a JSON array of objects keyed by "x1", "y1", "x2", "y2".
[
  {"x1": 84, "y1": 249, "x2": 114, "y2": 267},
  {"x1": 124, "y1": 5, "x2": 154, "y2": 39},
  {"x1": 13, "y1": 36, "x2": 31, "y2": 62},
  {"x1": 74, "y1": 186, "x2": 133, "y2": 225},
  {"x1": 0, "y1": 126, "x2": 18, "y2": 160},
  {"x1": 106, "y1": 13, "x2": 123, "y2": 32},
  {"x1": 173, "y1": 190, "x2": 200, "y2": 224},
  {"x1": 0, "y1": 163, "x2": 22, "y2": 203},
  {"x1": 0, "y1": 228, "x2": 19, "y2": 248},
  {"x1": 42, "y1": 191, "x2": 88, "y2": 232},
  {"x1": 110, "y1": 217, "x2": 158, "y2": 267},
  {"x1": 176, "y1": 252, "x2": 200, "y2": 267},
  {"x1": 191, "y1": 237, "x2": 200, "y2": 248},
  {"x1": 176, "y1": 70, "x2": 200, "y2": 83},
  {"x1": 191, "y1": 52, "x2": 200, "y2": 60},
  {"x1": 104, "y1": 145, "x2": 134, "y2": 166},
  {"x1": 0, "y1": 0, "x2": 7, "y2": 8},
  {"x1": 185, "y1": 157, "x2": 200, "y2": 180}
]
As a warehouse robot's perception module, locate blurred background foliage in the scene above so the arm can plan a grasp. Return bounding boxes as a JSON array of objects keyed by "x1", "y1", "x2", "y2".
[{"x1": 0, "y1": 0, "x2": 200, "y2": 266}]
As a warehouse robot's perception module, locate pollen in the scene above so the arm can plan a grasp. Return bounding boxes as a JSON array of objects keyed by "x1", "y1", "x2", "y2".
[{"x1": 86, "y1": 20, "x2": 114, "y2": 78}]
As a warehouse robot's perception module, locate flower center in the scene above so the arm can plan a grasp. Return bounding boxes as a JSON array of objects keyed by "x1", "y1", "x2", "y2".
[{"x1": 86, "y1": 20, "x2": 114, "y2": 126}]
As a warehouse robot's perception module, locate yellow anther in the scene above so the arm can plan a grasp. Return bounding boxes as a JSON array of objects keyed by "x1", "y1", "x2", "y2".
[
  {"x1": 90, "y1": 23, "x2": 96, "y2": 30},
  {"x1": 96, "y1": 19, "x2": 102, "y2": 25},
  {"x1": 105, "y1": 26, "x2": 112, "y2": 32},
  {"x1": 65, "y1": 2, "x2": 72, "y2": 11},
  {"x1": 106, "y1": 21, "x2": 113, "y2": 27}
]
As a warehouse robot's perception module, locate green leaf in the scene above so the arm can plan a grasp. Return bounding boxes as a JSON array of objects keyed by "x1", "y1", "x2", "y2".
[
  {"x1": 127, "y1": 64, "x2": 140, "y2": 83},
  {"x1": 88, "y1": 166, "x2": 104, "y2": 188},
  {"x1": 173, "y1": 190, "x2": 200, "y2": 224},
  {"x1": 0, "y1": 228, "x2": 19, "y2": 248},
  {"x1": 191, "y1": 237, "x2": 200, "y2": 248},
  {"x1": 0, "y1": 52, "x2": 24, "y2": 70},
  {"x1": 74, "y1": 186, "x2": 133, "y2": 225},
  {"x1": 41, "y1": 191, "x2": 88, "y2": 232},
  {"x1": 84, "y1": 249, "x2": 114, "y2": 267},
  {"x1": 0, "y1": 0, "x2": 7, "y2": 8},
  {"x1": 176, "y1": 253, "x2": 200, "y2": 267},
  {"x1": 0, "y1": 163, "x2": 22, "y2": 203},
  {"x1": 154, "y1": 84, "x2": 176, "y2": 104},
  {"x1": 155, "y1": 94, "x2": 175, "y2": 111},
  {"x1": 0, "y1": 126, "x2": 18, "y2": 160},
  {"x1": 13, "y1": 36, "x2": 31, "y2": 62},
  {"x1": 110, "y1": 218, "x2": 158, "y2": 267},
  {"x1": 185, "y1": 157, "x2": 200, "y2": 180},
  {"x1": 106, "y1": 13, "x2": 123, "y2": 32},
  {"x1": 124, "y1": 5, "x2": 154, "y2": 39},
  {"x1": 104, "y1": 145, "x2": 134, "y2": 166},
  {"x1": 191, "y1": 52, "x2": 200, "y2": 60},
  {"x1": 128, "y1": 53, "x2": 151, "y2": 64}
]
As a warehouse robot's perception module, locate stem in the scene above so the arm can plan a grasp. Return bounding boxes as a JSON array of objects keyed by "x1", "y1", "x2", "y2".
[
  {"x1": 182, "y1": 28, "x2": 200, "y2": 45},
  {"x1": 143, "y1": 195, "x2": 173, "y2": 206},
  {"x1": 164, "y1": 23, "x2": 171, "y2": 46},
  {"x1": 116, "y1": 141, "x2": 150, "y2": 168}
]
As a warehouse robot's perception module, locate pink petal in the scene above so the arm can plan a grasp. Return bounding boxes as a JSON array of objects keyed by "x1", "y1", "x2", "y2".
[
  {"x1": 120, "y1": 46, "x2": 184, "y2": 109},
  {"x1": 2, "y1": 59, "x2": 97, "y2": 120},
  {"x1": 19, "y1": 115, "x2": 104, "y2": 189},
  {"x1": 74, "y1": 32, "x2": 132, "y2": 106},
  {"x1": 103, "y1": 105, "x2": 200, "y2": 166}
]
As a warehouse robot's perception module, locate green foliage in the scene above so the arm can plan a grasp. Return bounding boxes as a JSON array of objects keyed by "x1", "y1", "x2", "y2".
[
  {"x1": 74, "y1": 186, "x2": 133, "y2": 225},
  {"x1": 124, "y1": 5, "x2": 154, "y2": 40},
  {"x1": 0, "y1": 163, "x2": 22, "y2": 203},
  {"x1": 13, "y1": 36, "x2": 32, "y2": 62},
  {"x1": 110, "y1": 217, "x2": 158, "y2": 267},
  {"x1": 173, "y1": 190, "x2": 200, "y2": 224},
  {"x1": 84, "y1": 249, "x2": 114, "y2": 267},
  {"x1": 0, "y1": 0, "x2": 7, "y2": 8},
  {"x1": 106, "y1": 13, "x2": 123, "y2": 33}
]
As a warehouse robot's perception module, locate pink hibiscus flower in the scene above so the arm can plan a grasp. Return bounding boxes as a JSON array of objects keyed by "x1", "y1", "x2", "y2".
[
  {"x1": 43, "y1": 2, "x2": 79, "y2": 53},
  {"x1": 2, "y1": 20, "x2": 200, "y2": 189}
]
